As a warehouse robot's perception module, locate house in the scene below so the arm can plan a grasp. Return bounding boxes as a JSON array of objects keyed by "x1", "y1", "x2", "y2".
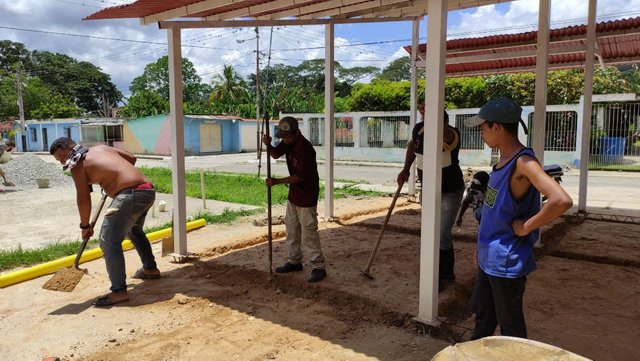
[
  {"x1": 120, "y1": 114, "x2": 264, "y2": 155},
  {"x1": 14, "y1": 118, "x2": 123, "y2": 152}
]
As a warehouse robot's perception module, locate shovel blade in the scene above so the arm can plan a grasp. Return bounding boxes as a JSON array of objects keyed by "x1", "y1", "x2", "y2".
[{"x1": 42, "y1": 267, "x2": 87, "y2": 292}]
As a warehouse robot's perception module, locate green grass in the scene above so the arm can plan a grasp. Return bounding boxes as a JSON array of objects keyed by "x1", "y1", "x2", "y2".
[
  {"x1": 140, "y1": 167, "x2": 290, "y2": 206},
  {"x1": 140, "y1": 167, "x2": 384, "y2": 205},
  {"x1": 588, "y1": 163, "x2": 640, "y2": 172},
  {"x1": 0, "y1": 241, "x2": 91, "y2": 272}
]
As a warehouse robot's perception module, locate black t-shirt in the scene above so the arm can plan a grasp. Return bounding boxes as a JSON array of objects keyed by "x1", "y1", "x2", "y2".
[
  {"x1": 272, "y1": 134, "x2": 320, "y2": 207},
  {"x1": 411, "y1": 122, "x2": 464, "y2": 193}
]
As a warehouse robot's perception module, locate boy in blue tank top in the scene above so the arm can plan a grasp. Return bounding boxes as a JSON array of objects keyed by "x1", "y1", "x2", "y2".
[{"x1": 464, "y1": 98, "x2": 572, "y2": 339}]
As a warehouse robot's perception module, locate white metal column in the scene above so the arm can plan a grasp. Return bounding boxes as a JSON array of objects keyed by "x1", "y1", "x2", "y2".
[
  {"x1": 167, "y1": 27, "x2": 188, "y2": 255},
  {"x1": 408, "y1": 18, "x2": 419, "y2": 198},
  {"x1": 417, "y1": 0, "x2": 447, "y2": 324},
  {"x1": 532, "y1": 0, "x2": 550, "y2": 162},
  {"x1": 578, "y1": 0, "x2": 598, "y2": 213},
  {"x1": 324, "y1": 23, "x2": 335, "y2": 218}
]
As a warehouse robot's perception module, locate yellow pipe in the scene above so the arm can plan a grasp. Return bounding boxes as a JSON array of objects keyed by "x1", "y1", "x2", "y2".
[{"x1": 0, "y1": 219, "x2": 206, "y2": 288}]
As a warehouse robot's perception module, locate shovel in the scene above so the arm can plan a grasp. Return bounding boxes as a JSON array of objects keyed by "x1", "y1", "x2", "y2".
[
  {"x1": 361, "y1": 180, "x2": 404, "y2": 280},
  {"x1": 42, "y1": 193, "x2": 108, "y2": 292}
]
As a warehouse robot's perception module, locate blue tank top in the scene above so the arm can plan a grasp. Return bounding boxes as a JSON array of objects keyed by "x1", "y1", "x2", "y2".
[{"x1": 478, "y1": 148, "x2": 541, "y2": 278}]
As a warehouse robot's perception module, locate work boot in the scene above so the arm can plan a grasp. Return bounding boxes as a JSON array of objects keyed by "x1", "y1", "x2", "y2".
[
  {"x1": 275, "y1": 262, "x2": 303, "y2": 273},
  {"x1": 308, "y1": 268, "x2": 327, "y2": 283}
]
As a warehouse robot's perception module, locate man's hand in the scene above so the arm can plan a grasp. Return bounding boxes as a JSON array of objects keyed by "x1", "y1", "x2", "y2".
[
  {"x1": 511, "y1": 219, "x2": 529, "y2": 237},
  {"x1": 456, "y1": 216, "x2": 463, "y2": 227},
  {"x1": 397, "y1": 169, "x2": 409, "y2": 185},
  {"x1": 81, "y1": 227, "x2": 94, "y2": 241},
  {"x1": 265, "y1": 177, "x2": 278, "y2": 187},
  {"x1": 262, "y1": 134, "x2": 272, "y2": 146}
]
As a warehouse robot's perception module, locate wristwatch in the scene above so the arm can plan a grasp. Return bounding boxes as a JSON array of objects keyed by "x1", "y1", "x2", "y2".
[{"x1": 79, "y1": 223, "x2": 92, "y2": 229}]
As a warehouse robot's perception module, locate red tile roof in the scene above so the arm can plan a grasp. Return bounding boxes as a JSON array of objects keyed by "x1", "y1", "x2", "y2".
[{"x1": 405, "y1": 17, "x2": 640, "y2": 76}]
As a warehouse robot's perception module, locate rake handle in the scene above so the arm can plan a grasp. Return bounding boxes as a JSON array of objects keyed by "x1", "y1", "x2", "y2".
[{"x1": 363, "y1": 181, "x2": 404, "y2": 274}]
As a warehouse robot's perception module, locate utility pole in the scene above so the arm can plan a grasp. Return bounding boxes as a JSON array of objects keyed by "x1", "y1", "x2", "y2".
[
  {"x1": 16, "y1": 68, "x2": 27, "y2": 152},
  {"x1": 255, "y1": 26, "x2": 261, "y2": 159}
]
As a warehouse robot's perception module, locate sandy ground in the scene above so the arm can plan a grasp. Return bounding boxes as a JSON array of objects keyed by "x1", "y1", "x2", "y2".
[{"x1": 1, "y1": 193, "x2": 639, "y2": 361}]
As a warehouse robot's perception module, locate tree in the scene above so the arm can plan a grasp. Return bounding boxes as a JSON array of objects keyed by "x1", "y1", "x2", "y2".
[
  {"x1": 209, "y1": 65, "x2": 249, "y2": 111},
  {"x1": 127, "y1": 55, "x2": 210, "y2": 117},
  {"x1": 30, "y1": 94, "x2": 81, "y2": 119},
  {"x1": 0, "y1": 40, "x2": 32, "y2": 75},
  {"x1": 30, "y1": 50, "x2": 122, "y2": 115},
  {"x1": 376, "y1": 57, "x2": 424, "y2": 82},
  {"x1": 130, "y1": 55, "x2": 205, "y2": 104},
  {"x1": 121, "y1": 90, "x2": 168, "y2": 118}
]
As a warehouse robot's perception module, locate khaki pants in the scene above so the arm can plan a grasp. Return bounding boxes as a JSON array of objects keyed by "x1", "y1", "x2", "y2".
[{"x1": 284, "y1": 201, "x2": 325, "y2": 269}]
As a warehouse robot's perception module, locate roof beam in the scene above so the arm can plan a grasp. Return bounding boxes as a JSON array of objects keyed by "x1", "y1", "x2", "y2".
[
  {"x1": 352, "y1": 2, "x2": 424, "y2": 18},
  {"x1": 141, "y1": 0, "x2": 237, "y2": 25},
  {"x1": 258, "y1": 0, "x2": 364, "y2": 20},
  {"x1": 159, "y1": 16, "x2": 411, "y2": 29},
  {"x1": 206, "y1": 0, "x2": 300, "y2": 20},
  {"x1": 300, "y1": 0, "x2": 409, "y2": 20},
  {"x1": 446, "y1": 44, "x2": 595, "y2": 64}
]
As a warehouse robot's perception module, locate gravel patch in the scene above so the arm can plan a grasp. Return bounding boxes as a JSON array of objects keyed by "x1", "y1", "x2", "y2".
[{"x1": 1, "y1": 153, "x2": 73, "y2": 189}]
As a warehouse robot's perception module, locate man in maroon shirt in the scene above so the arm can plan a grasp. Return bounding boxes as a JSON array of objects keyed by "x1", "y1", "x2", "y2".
[{"x1": 263, "y1": 117, "x2": 326, "y2": 283}]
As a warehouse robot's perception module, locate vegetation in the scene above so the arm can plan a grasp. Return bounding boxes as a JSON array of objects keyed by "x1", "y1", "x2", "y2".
[
  {"x1": 139, "y1": 167, "x2": 385, "y2": 206},
  {"x1": 0, "y1": 40, "x2": 121, "y2": 119}
]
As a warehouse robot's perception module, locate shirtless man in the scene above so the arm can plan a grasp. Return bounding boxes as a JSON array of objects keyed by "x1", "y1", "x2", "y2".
[
  {"x1": 50, "y1": 137, "x2": 160, "y2": 307},
  {"x1": 0, "y1": 139, "x2": 16, "y2": 187}
]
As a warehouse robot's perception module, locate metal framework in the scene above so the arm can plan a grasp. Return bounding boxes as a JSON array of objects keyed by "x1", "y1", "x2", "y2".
[{"x1": 84, "y1": 0, "x2": 606, "y2": 324}]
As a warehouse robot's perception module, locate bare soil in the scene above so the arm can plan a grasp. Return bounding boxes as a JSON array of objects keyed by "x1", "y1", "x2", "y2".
[{"x1": 0, "y1": 195, "x2": 639, "y2": 361}]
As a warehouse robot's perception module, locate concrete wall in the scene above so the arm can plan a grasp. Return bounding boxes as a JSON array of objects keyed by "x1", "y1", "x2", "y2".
[{"x1": 16, "y1": 120, "x2": 81, "y2": 152}]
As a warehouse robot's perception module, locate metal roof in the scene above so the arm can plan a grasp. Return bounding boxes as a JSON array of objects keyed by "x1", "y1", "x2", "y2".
[
  {"x1": 405, "y1": 16, "x2": 640, "y2": 77},
  {"x1": 84, "y1": 0, "x2": 512, "y2": 24}
]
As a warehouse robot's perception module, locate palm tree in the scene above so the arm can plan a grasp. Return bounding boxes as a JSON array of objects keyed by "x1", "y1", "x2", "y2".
[{"x1": 209, "y1": 65, "x2": 249, "y2": 106}]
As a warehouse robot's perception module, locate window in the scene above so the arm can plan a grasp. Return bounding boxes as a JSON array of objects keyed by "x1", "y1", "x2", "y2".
[{"x1": 30, "y1": 128, "x2": 37, "y2": 142}]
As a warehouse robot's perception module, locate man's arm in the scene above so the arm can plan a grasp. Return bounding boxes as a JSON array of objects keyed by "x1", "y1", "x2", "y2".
[
  {"x1": 71, "y1": 166, "x2": 94, "y2": 239},
  {"x1": 113, "y1": 147, "x2": 137, "y2": 165},
  {"x1": 267, "y1": 174, "x2": 303, "y2": 187},
  {"x1": 511, "y1": 156, "x2": 573, "y2": 236},
  {"x1": 397, "y1": 140, "x2": 416, "y2": 185}
]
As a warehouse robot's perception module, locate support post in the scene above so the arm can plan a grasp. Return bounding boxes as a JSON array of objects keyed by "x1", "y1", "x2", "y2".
[
  {"x1": 408, "y1": 18, "x2": 419, "y2": 199},
  {"x1": 417, "y1": 0, "x2": 447, "y2": 324},
  {"x1": 532, "y1": 0, "x2": 551, "y2": 162},
  {"x1": 578, "y1": 0, "x2": 598, "y2": 213},
  {"x1": 324, "y1": 22, "x2": 335, "y2": 219},
  {"x1": 16, "y1": 69, "x2": 27, "y2": 152},
  {"x1": 167, "y1": 27, "x2": 188, "y2": 255}
]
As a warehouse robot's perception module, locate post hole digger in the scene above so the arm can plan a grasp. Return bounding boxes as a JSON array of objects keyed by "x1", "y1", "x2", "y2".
[
  {"x1": 361, "y1": 180, "x2": 404, "y2": 280},
  {"x1": 42, "y1": 192, "x2": 107, "y2": 292}
]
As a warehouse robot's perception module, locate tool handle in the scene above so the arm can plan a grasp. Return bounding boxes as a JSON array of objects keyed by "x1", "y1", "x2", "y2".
[
  {"x1": 73, "y1": 193, "x2": 108, "y2": 269},
  {"x1": 363, "y1": 181, "x2": 404, "y2": 273}
]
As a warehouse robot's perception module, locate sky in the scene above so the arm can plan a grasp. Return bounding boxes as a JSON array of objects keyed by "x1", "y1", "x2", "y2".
[{"x1": 1, "y1": 0, "x2": 640, "y2": 99}]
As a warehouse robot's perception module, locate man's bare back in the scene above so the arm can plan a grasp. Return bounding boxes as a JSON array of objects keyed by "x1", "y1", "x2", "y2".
[{"x1": 80, "y1": 145, "x2": 149, "y2": 198}]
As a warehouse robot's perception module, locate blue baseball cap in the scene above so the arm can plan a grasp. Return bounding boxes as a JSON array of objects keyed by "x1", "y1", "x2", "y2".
[{"x1": 464, "y1": 97, "x2": 528, "y2": 134}]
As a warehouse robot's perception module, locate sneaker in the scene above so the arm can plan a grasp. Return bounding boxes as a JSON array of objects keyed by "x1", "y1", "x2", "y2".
[
  {"x1": 275, "y1": 262, "x2": 303, "y2": 273},
  {"x1": 308, "y1": 268, "x2": 327, "y2": 283}
]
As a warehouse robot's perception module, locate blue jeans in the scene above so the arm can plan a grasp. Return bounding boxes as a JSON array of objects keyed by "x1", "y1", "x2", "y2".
[
  {"x1": 440, "y1": 189, "x2": 464, "y2": 250},
  {"x1": 99, "y1": 189, "x2": 157, "y2": 292}
]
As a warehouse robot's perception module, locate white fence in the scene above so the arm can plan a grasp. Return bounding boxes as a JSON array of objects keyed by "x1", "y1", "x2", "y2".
[{"x1": 284, "y1": 94, "x2": 640, "y2": 168}]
